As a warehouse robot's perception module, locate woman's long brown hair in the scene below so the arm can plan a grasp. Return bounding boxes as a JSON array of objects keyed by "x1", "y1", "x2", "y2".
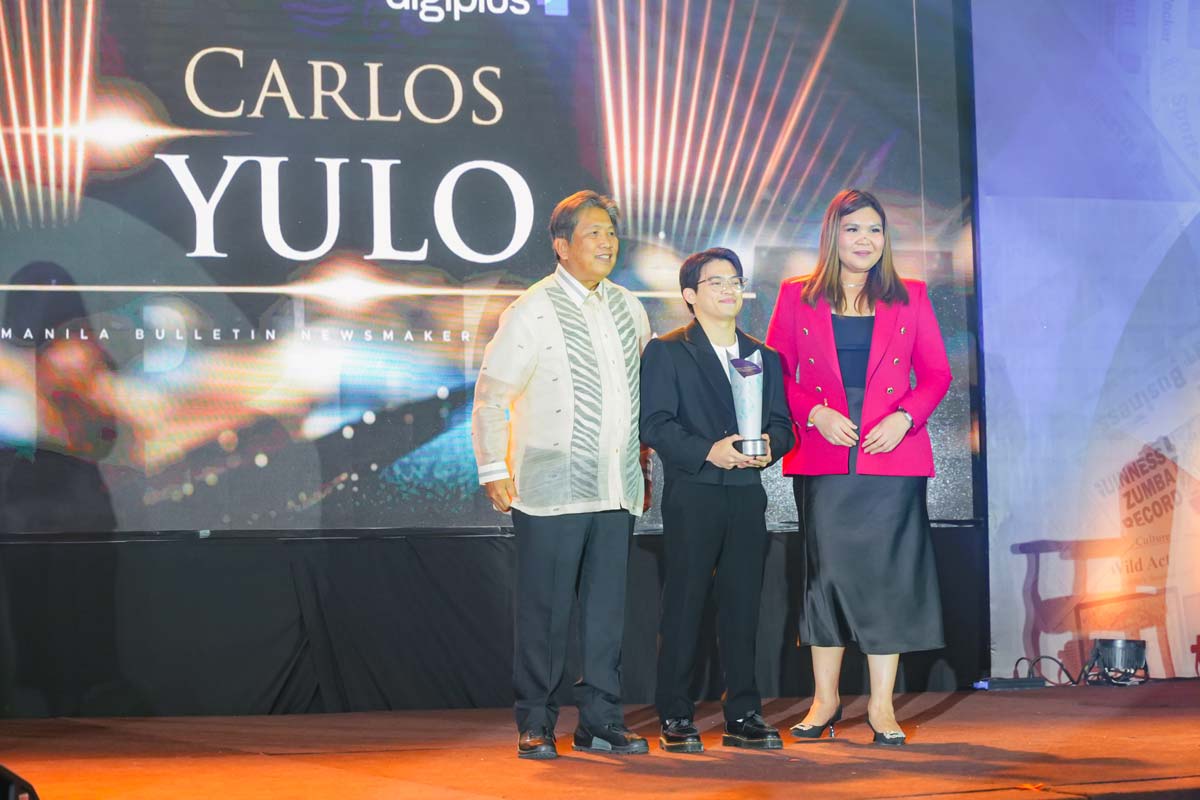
[{"x1": 801, "y1": 189, "x2": 909, "y2": 312}]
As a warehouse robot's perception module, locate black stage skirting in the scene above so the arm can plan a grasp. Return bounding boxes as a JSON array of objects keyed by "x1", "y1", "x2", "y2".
[{"x1": 0, "y1": 526, "x2": 987, "y2": 718}]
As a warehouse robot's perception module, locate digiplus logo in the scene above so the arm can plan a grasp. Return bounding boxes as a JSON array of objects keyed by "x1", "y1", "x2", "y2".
[{"x1": 385, "y1": 0, "x2": 570, "y2": 24}]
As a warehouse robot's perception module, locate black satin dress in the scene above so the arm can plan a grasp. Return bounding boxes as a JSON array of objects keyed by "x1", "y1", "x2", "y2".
[{"x1": 793, "y1": 314, "x2": 944, "y2": 654}]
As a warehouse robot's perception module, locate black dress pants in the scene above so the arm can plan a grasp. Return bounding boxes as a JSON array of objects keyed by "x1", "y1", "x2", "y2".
[
  {"x1": 656, "y1": 480, "x2": 770, "y2": 724},
  {"x1": 511, "y1": 508, "x2": 633, "y2": 733}
]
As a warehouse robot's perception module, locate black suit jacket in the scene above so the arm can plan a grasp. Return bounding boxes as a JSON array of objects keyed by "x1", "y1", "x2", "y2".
[{"x1": 641, "y1": 319, "x2": 794, "y2": 486}]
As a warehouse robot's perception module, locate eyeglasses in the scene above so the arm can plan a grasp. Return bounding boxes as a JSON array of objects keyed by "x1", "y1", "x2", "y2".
[{"x1": 697, "y1": 276, "x2": 749, "y2": 292}]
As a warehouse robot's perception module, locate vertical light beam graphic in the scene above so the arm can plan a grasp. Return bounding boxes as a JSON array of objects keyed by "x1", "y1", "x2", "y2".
[
  {"x1": 42, "y1": 0, "x2": 57, "y2": 224},
  {"x1": 748, "y1": 0, "x2": 846, "y2": 220},
  {"x1": 747, "y1": 82, "x2": 835, "y2": 243},
  {"x1": 680, "y1": 0, "x2": 737, "y2": 244},
  {"x1": 0, "y1": 0, "x2": 99, "y2": 229},
  {"x1": 669, "y1": 0, "x2": 713, "y2": 234},
  {"x1": 658, "y1": 0, "x2": 691, "y2": 237},
  {"x1": 0, "y1": 22, "x2": 15, "y2": 227},
  {"x1": 708, "y1": 11, "x2": 782, "y2": 241},
  {"x1": 71, "y1": 0, "x2": 96, "y2": 215},
  {"x1": 646, "y1": 0, "x2": 668, "y2": 238},
  {"x1": 721, "y1": 37, "x2": 797, "y2": 239},
  {"x1": 17, "y1": 0, "x2": 43, "y2": 226},
  {"x1": 693, "y1": 0, "x2": 762, "y2": 244},
  {"x1": 614, "y1": 0, "x2": 633, "y2": 223},
  {"x1": 594, "y1": 0, "x2": 622, "y2": 220},
  {"x1": 0, "y1": 1, "x2": 33, "y2": 226},
  {"x1": 635, "y1": 0, "x2": 646, "y2": 234},
  {"x1": 593, "y1": 0, "x2": 865, "y2": 251},
  {"x1": 60, "y1": 0, "x2": 73, "y2": 223}
]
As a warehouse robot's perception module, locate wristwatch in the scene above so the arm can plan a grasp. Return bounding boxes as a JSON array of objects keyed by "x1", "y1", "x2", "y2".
[{"x1": 897, "y1": 407, "x2": 914, "y2": 428}]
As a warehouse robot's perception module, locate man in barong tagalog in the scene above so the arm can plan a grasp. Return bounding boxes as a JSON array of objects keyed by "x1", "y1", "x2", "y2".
[
  {"x1": 639, "y1": 247, "x2": 793, "y2": 753},
  {"x1": 472, "y1": 190, "x2": 652, "y2": 760}
]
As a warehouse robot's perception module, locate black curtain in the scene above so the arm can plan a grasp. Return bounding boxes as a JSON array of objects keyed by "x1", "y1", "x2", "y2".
[{"x1": 0, "y1": 528, "x2": 987, "y2": 718}]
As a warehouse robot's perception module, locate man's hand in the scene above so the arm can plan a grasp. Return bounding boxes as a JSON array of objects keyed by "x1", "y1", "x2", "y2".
[
  {"x1": 484, "y1": 477, "x2": 518, "y2": 512},
  {"x1": 707, "y1": 434, "x2": 757, "y2": 470},
  {"x1": 811, "y1": 406, "x2": 858, "y2": 447},
  {"x1": 861, "y1": 411, "x2": 912, "y2": 455},
  {"x1": 739, "y1": 432, "x2": 772, "y2": 469}
]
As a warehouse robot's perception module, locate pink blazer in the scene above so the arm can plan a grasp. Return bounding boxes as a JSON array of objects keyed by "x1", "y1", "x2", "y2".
[{"x1": 765, "y1": 277, "x2": 951, "y2": 477}]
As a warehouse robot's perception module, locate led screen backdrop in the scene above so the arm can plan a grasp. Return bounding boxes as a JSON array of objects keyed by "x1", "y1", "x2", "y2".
[
  {"x1": 976, "y1": 0, "x2": 1200, "y2": 680},
  {"x1": 0, "y1": 0, "x2": 978, "y2": 533}
]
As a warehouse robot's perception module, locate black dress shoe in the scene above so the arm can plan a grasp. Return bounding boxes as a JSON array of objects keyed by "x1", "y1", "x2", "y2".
[
  {"x1": 572, "y1": 723, "x2": 650, "y2": 754},
  {"x1": 867, "y1": 720, "x2": 906, "y2": 746},
  {"x1": 517, "y1": 728, "x2": 558, "y2": 759},
  {"x1": 722, "y1": 712, "x2": 783, "y2": 750},
  {"x1": 660, "y1": 718, "x2": 704, "y2": 753},
  {"x1": 790, "y1": 704, "x2": 843, "y2": 740}
]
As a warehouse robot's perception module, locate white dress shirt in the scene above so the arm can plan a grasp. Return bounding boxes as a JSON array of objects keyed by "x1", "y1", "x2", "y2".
[
  {"x1": 710, "y1": 340, "x2": 739, "y2": 383},
  {"x1": 472, "y1": 265, "x2": 652, "y2": 517}
]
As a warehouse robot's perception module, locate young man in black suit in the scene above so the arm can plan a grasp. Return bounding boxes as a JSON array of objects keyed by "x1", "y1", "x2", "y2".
[{"x1": 640, "y1": 247, "x2": 794, "y2": 753}]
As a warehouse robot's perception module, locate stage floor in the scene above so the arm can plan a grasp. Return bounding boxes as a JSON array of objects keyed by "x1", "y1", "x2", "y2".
[{"x1": 2, "y1": 683, "x2": 1198, "y2": 799}]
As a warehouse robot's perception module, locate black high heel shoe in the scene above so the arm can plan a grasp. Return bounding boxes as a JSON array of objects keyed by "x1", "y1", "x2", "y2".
[
  {"x1": 789, "y1": 705, "x2": 842, "y2": 739},
  {"x1": 867, "y1": 720, "x2": 906, "y2": 746}
]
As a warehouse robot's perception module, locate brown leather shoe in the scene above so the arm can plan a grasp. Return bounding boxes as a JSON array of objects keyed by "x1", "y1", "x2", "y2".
[{"x1": 517, "y1": 728, "x2": 558, "y2": 759}]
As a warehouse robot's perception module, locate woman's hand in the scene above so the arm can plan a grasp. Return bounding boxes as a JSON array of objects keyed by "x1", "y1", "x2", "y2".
[
  {"x1": 811, "y1": 406, "x2": 858, "y2": 447},
  {"x1": 861, "y1": 412, "x2": 912, "y2": 454}
]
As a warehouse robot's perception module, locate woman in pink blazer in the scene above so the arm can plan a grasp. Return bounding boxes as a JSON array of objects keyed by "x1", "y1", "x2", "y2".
[{"x1": 765, "y1": 189, "x2": 951, "y2": 746}]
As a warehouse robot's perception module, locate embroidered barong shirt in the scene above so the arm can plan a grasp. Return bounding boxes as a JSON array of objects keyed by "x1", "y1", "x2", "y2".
[{"x1": 472, "y1": 265, "x2": 652, "y2": 517}]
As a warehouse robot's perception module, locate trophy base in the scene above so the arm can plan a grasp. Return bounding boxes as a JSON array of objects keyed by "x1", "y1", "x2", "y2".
[{"x1": 737, "y1": 437, "x2": 768, "y2": 457}]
